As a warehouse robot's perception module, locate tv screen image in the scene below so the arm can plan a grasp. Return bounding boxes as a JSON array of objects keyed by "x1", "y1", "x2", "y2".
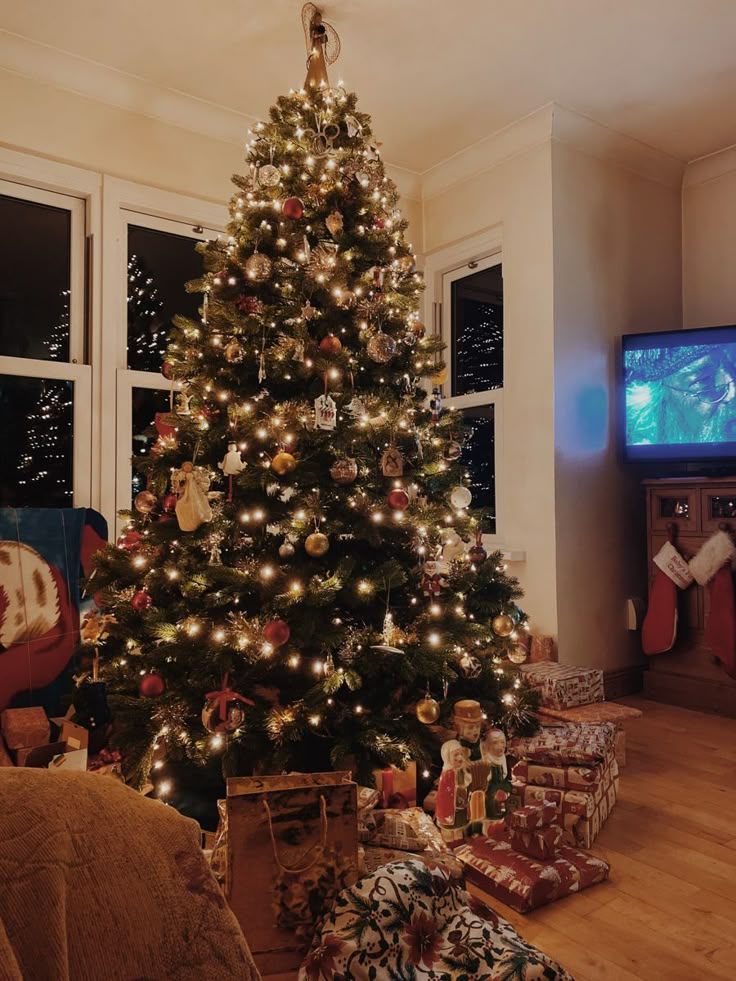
[{"x1": 622, "y1": 326, "x2": 736, "y2": 462}]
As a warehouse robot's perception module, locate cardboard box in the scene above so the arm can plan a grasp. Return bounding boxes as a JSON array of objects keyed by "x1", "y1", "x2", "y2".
[
  {"x1": 1, "y1": 707, "x2": 49, "y2": 751},
  {"x1": 23, "y1": 717, "x2": 89, "y2": 771}
]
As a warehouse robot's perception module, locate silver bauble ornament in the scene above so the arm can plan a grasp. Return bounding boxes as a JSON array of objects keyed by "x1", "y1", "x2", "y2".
[
  {"x1": 366, "y1": 331, "x2": 397, "y2": 363},
  {"x1": 257, "y1": 164, "x2": 281, "y2": 188},
  {"x1": 244, "y1": 253, "x2": 272, "y2": 283},
  {"x1": 450, "y1": 486, "x2": 472, "y2": 510}
]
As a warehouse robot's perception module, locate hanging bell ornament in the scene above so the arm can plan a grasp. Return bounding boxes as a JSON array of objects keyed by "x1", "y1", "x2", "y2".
[
  {"x1": 305, "y1": 532, "x2": 330, "y2": 557},
  {"x1": 416, "y1": 692, "x2": 441, "y2": 724},
  {"x1": 325, "y1": 210, "x2": 344, "y2": 237},
  {"x1": 278, "y1": 539, "x2": 295, "y2": 558},
  {"x1": 450, "y1": 485, "x2": 472, "y2": 510},
  {"x1": 330, "y1": 458, "x2": 358, "y2": 485},
  {"x1": 366, "y1": 331, "x2": 397, "y2": 363},
  {"x1": 134, "y1": 490, "x2": 157, "y2": 514},
  {"x1": 244, "y1": 253, "x2": 272, "y2": 283},
  {"x1": 492, "y1": 613, "x2": 515, "y2": 637},
  {"x1": 283, "y1": 196, "x2": 305, "y2": 220},
  {"x1": 271, "y1": 451, "x2": 297, "y2": 476},
  {"x1": 224, "y1": 340, "x2": 245, "y2": 363},
  {"x1": 257, "y1": 163, "x2": 281, "y2": 188}
]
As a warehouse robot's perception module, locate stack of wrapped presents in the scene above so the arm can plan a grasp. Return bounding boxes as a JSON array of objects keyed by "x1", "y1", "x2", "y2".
[
  {"x1": 455, "y1": 801, "x2": 610, "y2": 913},
  {"x1": 508, "y1": 721, "x2": 619, "y2": 849},
  {"x1": 519, "y1": 658, "x2": 642, "y2": 764}
]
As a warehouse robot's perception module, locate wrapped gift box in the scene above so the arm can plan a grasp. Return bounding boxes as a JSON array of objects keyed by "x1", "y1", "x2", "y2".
[
  {"x1": 536, "y1": 702, "x2": 642, "y2": 725},
  {"x1": 456, "y1": 836, "x2": 609, "y2": 913},
  {"x1": 368, "y1": 807, "x2": 443, "y2": 852},
  {"x1": 360, "y1": 844, "x2": 463, "y2": 879},
  {"x1": 520, "y1": 662, "x2": 604, "y2": 710},
  {"x1": 509, "y1": 722, "x2": 616, "y2": 767},
  {"x1": 505, "y1": 801, "x2": 557, "y2": 831},
  {"x1": 510, "y1": 825, "x2": 564, "y2": 861},
  {"x1": 1, "y1": 707, "x2": 49, "y2": 752},
  {"x1": 516, "y1": 753, "x2": 618, "y2": 849},
  {"x1": 512, "y1": 757, "x2": 605, "y2": 793}
]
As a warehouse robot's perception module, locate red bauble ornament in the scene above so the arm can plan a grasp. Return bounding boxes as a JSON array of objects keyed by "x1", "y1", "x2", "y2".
[
  {"x1": 161, "y1": 361, "x2": 174, "y2": 380},
  {"x1": 162, "y1": 493, "x2": 177, "y2": 513},
  {"x1": 131, "y1": 589, "x2": 152, "y2": 612},
  {"x1": 118, "y1": 530, "x2": 142, "y2": 551},
  {"x1": 319, "y1": 334, "x2": 342, "y2": 356},
  {"x1": 283, "y1": 197, "x2": 305, "y2": 220},
  {"x1": 373, "y1": 217, "x2": 385, "y2": 229},
  {"x1": 140, "y1": 673, "x2": 165, "y2": 697},
  {"x1": 263, "y1": 618, "x2": 290, "y2": 648},
  {"x1": 387, "y1": 488, "x2": 410, "y2": 511}
]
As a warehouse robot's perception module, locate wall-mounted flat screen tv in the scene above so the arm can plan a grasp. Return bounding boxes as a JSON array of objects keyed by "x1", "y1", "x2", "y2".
[{"x1": 622, "y1": 325, "x2": 736, "y2": 462}]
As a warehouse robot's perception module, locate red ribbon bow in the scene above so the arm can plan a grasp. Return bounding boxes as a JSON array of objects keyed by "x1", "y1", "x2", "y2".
[{"x1": 205, "y1": 673, "x2": 255, "y2": 717}]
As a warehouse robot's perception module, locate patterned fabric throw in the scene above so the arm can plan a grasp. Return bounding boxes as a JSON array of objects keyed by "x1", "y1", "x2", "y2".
[{"x1": 301, "y1": 858, "x2": 573, "y2": 979}]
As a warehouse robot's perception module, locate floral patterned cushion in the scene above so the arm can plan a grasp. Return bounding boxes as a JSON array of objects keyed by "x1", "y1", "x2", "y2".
[{"x1": 300, "y1": 858, "x2": 572, "y2": 980}]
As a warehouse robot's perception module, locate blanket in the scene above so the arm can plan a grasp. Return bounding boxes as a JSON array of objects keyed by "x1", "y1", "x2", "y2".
[{"x1": 0, "y1": 769, "x2": 260, "y2": 981}]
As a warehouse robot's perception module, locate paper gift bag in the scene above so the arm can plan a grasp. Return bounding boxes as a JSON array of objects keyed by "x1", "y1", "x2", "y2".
[{"x1": 226, "y1": 771, "x2": 358, "y2": 975}]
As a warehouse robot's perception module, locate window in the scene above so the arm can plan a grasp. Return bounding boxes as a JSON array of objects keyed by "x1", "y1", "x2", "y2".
[
  {"x1": 443, "y1": 256, "x2": 503, "y2": 533},
  {"x1": 116, "y1": 210, "x2": 220, "y2": 516},
  {"x1": 0, "y1": 180, "x2": 91, "y2": 508}
]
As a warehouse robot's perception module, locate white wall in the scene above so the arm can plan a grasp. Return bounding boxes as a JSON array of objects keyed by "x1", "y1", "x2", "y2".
[
  {"x1": 423, "y1": 137, "x2": 558, "y2": 636},
  {"x1": 0, "y1": 69, "x2": 425, "y2": 238},
  {"x1": 552, "y1": 141, "x2": 682, "y2": 669},
  {"x1": 683, "y1": 148, "x2": 736, "y2": 328}
]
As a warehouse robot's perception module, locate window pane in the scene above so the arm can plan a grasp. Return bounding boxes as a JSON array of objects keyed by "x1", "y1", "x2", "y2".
[
  {"x1": 127, "y1": 225, "x2": 203, "y2": 372},
  {"x1": 460, "y1": 404, "x2": 496, "y2": 532},
  {"x1": 0, "y1": 375, "x2": 74, "y2": 507},
  {"x1": 451, "y1": 263, "x2": 503, "y2": 396},
  {"x1": 0, "y1": 195, "x2": 71, "y2": 361},
  {"x1": 132, "y1": 387, "x2": 171, "y2": 502}
]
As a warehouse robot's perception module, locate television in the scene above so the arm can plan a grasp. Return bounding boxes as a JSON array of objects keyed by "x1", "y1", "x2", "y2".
[{"x1": 622, "y1": 325, "x2": 736, "y2": 463}]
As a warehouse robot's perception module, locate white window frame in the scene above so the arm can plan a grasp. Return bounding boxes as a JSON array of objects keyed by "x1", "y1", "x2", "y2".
[
  {"x1": 0, "y1": 170, "x2": 96, "y2": 507},
  {"x1": 102, "y1": 179, "x2": 225, "y2": 530},
  {"x1": 423, "y1": 226, "x2": 515, "y2": 554}
]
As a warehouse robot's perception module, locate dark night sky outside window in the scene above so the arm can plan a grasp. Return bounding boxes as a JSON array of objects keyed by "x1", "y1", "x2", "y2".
[
  {"x1": 127, "y1": 225, "x2": 203, "y2": 372},
  {"x1": 451, "y1": 264, "x2": 503, "y2": 397},
  {"x1": 131, "y1": 388, "x2": 172, "y2": 503}
]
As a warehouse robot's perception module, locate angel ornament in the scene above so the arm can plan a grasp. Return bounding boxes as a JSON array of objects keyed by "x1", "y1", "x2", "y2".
[
  {"x1": 171, "y1": 462, "x2": 212, "y2": 532},
  {"x1": 219, "y1": 442, "x2": 245, "y2": 502}
]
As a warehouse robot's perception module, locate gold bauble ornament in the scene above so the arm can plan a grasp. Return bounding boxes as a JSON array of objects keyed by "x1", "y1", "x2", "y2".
[
  {"x1": 366, "y1": 331, "x2": 397, "y2": 363},
  {"x1": 224, "y1": 340, "x2": 245, "y2": 363},
  {"x1": 431, "y1": 366, "x2": 448, "y2": 386},
  {"x1": 244, "y1": 253, "x2": 272, "y2": 283},
  {"x1": 271, "y1": 451, "x2": 297, "y2": 475},
  {"x1": 278, "y1": 540, "x2": 295, "y2": 558},
  {"x1": 416, "y1": 696, "x2": 441, "y2": 724},
  {"x1": 134, "y1": 490, "x2": 157, "y2": 514},
  {"x1": 305, "y1": 532, "x2": 330, "y2": 557},
  {"x1": 492, "y1": 613, "x2": 515, "y2": 638},
  {"x1": 325, "y1": 210, "x2": 344, "y2": 237},
  {"x1": 330, "y1": 458, "x2": 358, "y2": 485},
  {"x1": 508, "y1": 643, "x2": 529, "y2": 664}
]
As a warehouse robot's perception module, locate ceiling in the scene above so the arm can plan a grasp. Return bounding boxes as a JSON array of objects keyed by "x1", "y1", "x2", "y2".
[{"x1": 2, "y1": 0, "x2": 736, "y2": 173}]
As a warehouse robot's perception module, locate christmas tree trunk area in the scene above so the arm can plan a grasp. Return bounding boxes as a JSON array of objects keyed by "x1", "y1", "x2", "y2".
[{"x1": 86, "y1": 79, "x2": 539, "y2": 822}]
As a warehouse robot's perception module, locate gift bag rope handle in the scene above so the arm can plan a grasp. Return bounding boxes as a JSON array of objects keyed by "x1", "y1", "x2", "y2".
[{"x1": 263, "y1": 794, "x2": 328, "y2": 874}]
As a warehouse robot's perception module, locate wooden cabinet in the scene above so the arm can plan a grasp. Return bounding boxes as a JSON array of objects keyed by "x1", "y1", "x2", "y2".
[{"x1": 643, "y1": 477, "x2": 736, "y2": 716}]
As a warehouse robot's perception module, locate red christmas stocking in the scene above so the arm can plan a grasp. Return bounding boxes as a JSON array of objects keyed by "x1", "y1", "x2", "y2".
[
  {"x1": 642, "y1": 539, "x2": 691, "y2": 655},
  {"x1": 642, "y1": 568, "x2": 678, "y2": 655},
  {"x1": 704, "y1": 564, "x2": 736, "y2": 679},
  {"x1": 690, "y1": 530, "x2": 736, "y2": 679}
]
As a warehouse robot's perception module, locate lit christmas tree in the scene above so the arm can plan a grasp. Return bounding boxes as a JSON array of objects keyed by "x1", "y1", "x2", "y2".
[
  {"x1": 91, "y1": 20, "x2": 538, "y2": 797},
  {"x1": 16, "y1": 290, "x2": 73, "y2": 504},
  {"x1": 127, "y1": 254, "x2": 166, "y2": 372}
]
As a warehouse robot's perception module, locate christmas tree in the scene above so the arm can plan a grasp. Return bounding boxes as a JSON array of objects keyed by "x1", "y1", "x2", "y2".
[{"x1": 91, "y1": 12, "x2": 539, "y2": 798}]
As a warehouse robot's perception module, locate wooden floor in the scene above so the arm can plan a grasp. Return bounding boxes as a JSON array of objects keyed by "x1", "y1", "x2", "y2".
[{"x1": 491, "y1": 697, "x2": 736, "y2": 981}]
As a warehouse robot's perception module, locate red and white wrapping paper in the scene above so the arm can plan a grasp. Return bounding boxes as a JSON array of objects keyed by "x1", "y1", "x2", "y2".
[
  {"x1": 456, "y1": 836, "x2": 610, "y2": 913},
  {"x1": 520, "y1": 662, "x2": 604, "y2": 710},
  {"x1": 509, "y1": 722, "x2": 616, "y2": 767},
  {"x1": 516, "y1": 753, "x2": 618, "y2": 849},
  {"x1": 509, "y1": 825, "x2": 564, "y2": 861},
  {"x1": 512, "y1": 758, "x2": 605, "y2": 793},
  {"x1": 505, "y1": 801, "x2": 557, "y2": 831}
]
